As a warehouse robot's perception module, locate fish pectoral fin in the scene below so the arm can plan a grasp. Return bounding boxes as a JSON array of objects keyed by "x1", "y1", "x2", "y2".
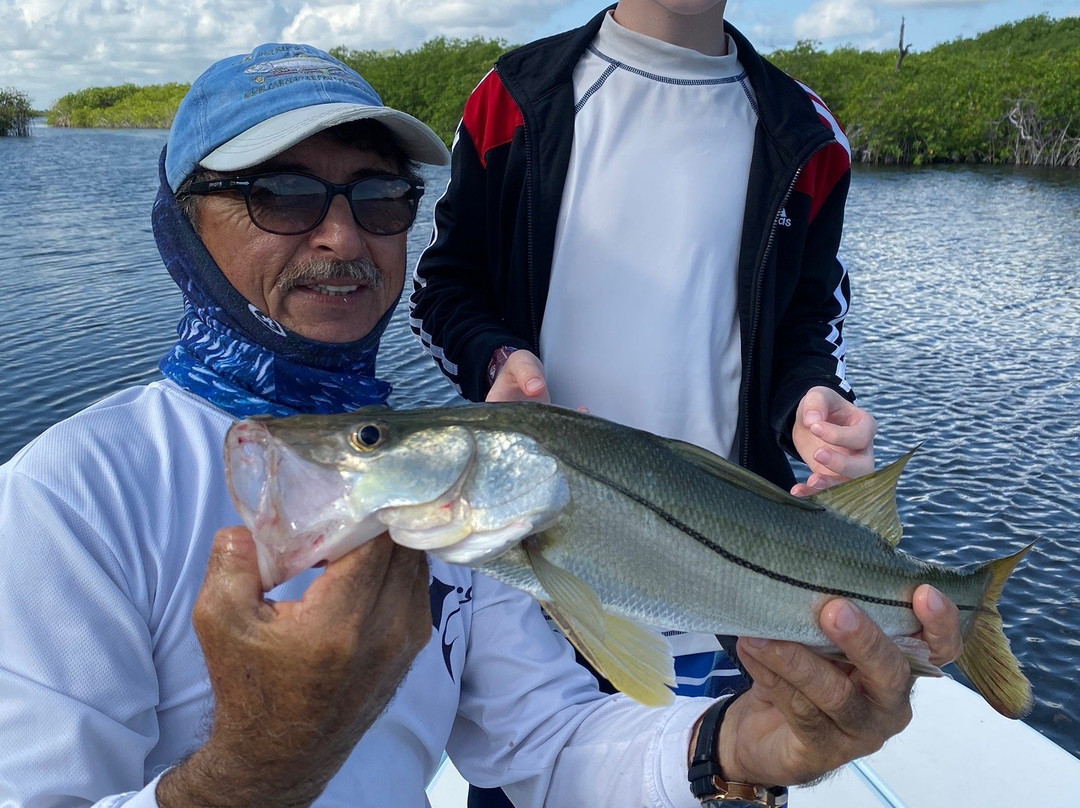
[
  {"x1": 524, "y1": 540, "x2": 608, "y2": 640},
  {"x1": 807, "y1": 447, "x2": 919, "y2": 546},
  {"x1": 541, "y1": 601, "x2": 676, "y2": 708},
  {"x1": 525, "y1": 542, "x2": 675, "y2": 707}
]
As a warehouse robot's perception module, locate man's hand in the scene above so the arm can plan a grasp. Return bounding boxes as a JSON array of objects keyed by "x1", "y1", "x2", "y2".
[
  {"x1": 790, "y1": 386, "x2": 877, "y2": 496},
  {"x1": 486, "y1": 349, "x2": 550, "y2": 403},
  {"x1": 715, "y1": 584, "x2": 961, "y2": 787},
  {"x1": 158, "y1": 527, "x2": 430, "y2": 808}
]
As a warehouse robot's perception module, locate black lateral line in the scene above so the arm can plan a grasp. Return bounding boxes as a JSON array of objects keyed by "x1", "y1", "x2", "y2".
[{"x1": 566, "y1": 459, "x2": 976, "y2": 613}]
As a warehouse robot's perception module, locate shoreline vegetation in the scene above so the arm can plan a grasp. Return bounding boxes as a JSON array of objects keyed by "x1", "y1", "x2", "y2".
[
  {"x1": 0, "y1": 87, "x2": 33, "y2": 137},
  {"x1": 20, "y1": 15, "x2": 1080, "y2": 167}
]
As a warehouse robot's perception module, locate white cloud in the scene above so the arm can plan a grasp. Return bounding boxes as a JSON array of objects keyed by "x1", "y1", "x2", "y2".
[
  {"x1": 881, "y1": 0, "x2": 991, "y2": 7},
  {"x1": 0, "y1": 0, "x2": 1053, "y2": 109},
  {"x1": 0, "y1": 0, "x2": 574, "y2": 108},
  {"x1": 794, "y1": 0, "x2": 883, "y2": 41}
]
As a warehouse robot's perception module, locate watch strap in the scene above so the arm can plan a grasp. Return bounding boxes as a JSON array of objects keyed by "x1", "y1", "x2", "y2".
[{"x1": 689, "y1": 695, "x2": 788, "y2": 807}]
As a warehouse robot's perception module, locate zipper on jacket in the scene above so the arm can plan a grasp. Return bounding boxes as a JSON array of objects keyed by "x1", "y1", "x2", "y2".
[
  {"x1": 525, "y1": 126, "x2": 540, "y2": 348},
  {"x1": 494, "y1": 65, "x2": 542, "y2": 349},
  {"x1": 740, "y1": 139, "x2": 832, "y2": 470}
]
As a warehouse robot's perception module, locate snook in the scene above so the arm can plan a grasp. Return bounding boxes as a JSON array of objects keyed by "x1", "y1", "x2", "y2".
[{"x1": 225, "y1": 402, "x2": 1033, "y2": 718}]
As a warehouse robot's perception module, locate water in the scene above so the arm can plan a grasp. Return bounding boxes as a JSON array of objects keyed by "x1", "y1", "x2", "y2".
[{"x1": 1, "y1": 126, "x2": 1078, "y2": 757}]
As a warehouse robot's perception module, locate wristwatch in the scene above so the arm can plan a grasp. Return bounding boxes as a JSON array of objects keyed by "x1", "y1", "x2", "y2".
[{"x1": 688, "y1": 695, "x2": 788, "y2": 807}]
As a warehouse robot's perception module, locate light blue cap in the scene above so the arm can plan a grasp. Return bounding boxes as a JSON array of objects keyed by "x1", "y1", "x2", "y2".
[{"x1": 165, "y1": 42, "x2": 449, "y2": 191}]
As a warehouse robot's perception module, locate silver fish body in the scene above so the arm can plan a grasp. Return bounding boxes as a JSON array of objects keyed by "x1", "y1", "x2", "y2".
[
  {"x1": 476, "y1": 464, "x2": 971, "y2": 645},
  {"x1": 225, "y1": 402, "x2": 1032, "y2": 716}
]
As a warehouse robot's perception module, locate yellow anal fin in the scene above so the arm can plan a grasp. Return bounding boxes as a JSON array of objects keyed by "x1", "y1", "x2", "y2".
[
  {"x1": 524, "y1": 542, "x2": 675, "y2": 707},
  {"x1": 808, "y1": 447, "x2": 918, "y2": 546},
  {"x1": 813, "y1": 636, "x2": 944, "y2": 678},
  {"x1": 954, "y1": 542, "x2": 1035, "y2": 719},
  {"x1": 893, "y1": 635, "x2": 945, "y2": 678}
]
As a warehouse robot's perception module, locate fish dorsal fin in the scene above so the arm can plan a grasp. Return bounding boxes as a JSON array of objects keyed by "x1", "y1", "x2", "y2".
[
  {"x1": 524, "y1": 541, "x2": 675, "y2": 707},
  {"x1": 659, "y1": 437, "x2": 819, "y2": 512},
  {"x1": 807, "y1": 448, "x2": 918, "y2": 546}
]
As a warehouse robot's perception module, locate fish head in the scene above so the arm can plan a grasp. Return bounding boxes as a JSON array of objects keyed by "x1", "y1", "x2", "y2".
[
  {"x1": 225, "y1": 409, "x2": 476, "y2": 588},
  {"x1": 225, "y1": 405, "x2": 573, "y2": 587}
]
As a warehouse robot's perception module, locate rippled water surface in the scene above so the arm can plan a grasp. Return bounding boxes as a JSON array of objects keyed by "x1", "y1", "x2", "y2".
[{"x1": 1, "y1": 126, "x2": 1078, "y2": 757}]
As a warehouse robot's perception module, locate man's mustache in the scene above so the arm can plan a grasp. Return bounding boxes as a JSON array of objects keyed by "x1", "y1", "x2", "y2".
[{"x1": 276, "y1": 258, "x2": 384, "y2": 293}]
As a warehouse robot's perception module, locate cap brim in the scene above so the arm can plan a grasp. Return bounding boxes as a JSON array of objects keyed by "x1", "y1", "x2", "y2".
[{"x1": 200, "y1": 102, "x2": 450, "y2": 170}]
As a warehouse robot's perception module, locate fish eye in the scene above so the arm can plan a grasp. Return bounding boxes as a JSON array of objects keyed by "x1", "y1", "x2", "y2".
[{"x1": 350, "y1": 422, "x2": 384, "y2": 452}]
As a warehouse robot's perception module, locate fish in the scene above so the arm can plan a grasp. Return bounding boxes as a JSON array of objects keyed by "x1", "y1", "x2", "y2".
[
  {"x1": 243, "y1": 57, "x2": 347, "y2": 77},
  {"x1": 224, "y1": 402, "x2": 1033, "y2": 718}
]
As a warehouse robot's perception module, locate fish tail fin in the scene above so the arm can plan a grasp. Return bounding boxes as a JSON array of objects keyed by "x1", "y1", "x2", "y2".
[
  {"x1": 953, "y1": 542, "x2": 1035, "y2": 719},
  {"x1": 525, "y1": 541, "x2": 675, "y2": 707}
]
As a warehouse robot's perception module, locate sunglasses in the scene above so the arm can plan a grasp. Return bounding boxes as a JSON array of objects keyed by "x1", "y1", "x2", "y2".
[{"x1": 187, "y1": 171, "x2": 425, "y2": 236}]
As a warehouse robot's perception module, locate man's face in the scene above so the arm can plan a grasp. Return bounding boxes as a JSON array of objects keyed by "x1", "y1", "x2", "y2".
[{"x1": 196, "y1": 131, "x2": 409, "y2": 344}]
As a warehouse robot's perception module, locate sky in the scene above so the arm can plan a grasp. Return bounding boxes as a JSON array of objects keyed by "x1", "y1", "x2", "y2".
[{"x1": 3, "y1": 0, "x2": 1076, "y2": 110}]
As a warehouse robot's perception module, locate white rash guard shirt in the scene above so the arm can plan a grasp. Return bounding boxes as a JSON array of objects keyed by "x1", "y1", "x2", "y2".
[
  {"x1": 541, "y1": 11, "x2": 758, "y2": 461},
  {"x1": 0, "y1": 380, "x2": 715, "y2": 808}
]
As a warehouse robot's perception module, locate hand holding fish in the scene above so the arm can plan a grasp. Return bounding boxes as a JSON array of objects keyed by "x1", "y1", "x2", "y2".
[
  {"x1": 790, "y1": 386, "x2": 877, "y2": 496},
  {"x1": 714, "y1": 586, "x2": 961, "y2": 787},
  {"x1": 157, "y1": 527, "x2": 430, "y2": 808},
  {"x1": 485, "y1": 348, "x2": 550, "y2": 403}
]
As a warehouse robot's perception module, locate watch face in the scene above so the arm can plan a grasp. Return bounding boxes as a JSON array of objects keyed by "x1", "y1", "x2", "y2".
[{"x1": 700, "y1": 786, "x2": 788, "y2": 807}]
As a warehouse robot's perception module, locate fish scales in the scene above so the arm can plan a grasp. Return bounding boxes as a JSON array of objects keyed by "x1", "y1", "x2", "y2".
[
  {"x1": 485, "y1": 408, "x2": 953, "y2": 605},
  {"x1": 225, "y1": 401, "x2": 1034, "y2": 717},
  {"x1": 472, "y1": 418, "x2": 981, "y2": 646}
]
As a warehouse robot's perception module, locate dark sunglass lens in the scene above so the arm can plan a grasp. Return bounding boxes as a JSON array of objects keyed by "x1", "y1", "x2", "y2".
[
  {"x1": 248, "y1": 174, "x2": 328, "y2": 234},
  {"x1": 349, "y1": 177, "x2": 418, "y2": 235}
]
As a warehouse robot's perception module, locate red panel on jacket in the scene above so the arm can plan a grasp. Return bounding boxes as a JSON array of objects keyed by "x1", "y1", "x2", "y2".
[
  {"x1": 462, "y1": 71, "x2": 525, "y2": 169},
  {"x1": 793, "y1": 87, "x2": 850, "y2": 222}
]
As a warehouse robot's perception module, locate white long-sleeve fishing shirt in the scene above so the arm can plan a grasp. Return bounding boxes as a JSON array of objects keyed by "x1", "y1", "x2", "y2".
[{"x1": 0, "y1": 380, "x2": 712, "y2": 808}]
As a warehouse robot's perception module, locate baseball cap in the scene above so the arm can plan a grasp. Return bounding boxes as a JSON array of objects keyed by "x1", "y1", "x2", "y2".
[{"x1": 165, "y1": 42, "x2": 450, "y2": 191}]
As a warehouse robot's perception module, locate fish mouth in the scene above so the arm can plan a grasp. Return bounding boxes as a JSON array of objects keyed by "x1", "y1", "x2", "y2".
[{"x1": 225, "y1": 420, "x2": 386, "y2": 589}]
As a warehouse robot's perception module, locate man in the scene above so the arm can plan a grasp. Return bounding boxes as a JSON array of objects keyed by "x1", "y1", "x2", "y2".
[
  {"x1": 411, "y1": 1, "x2": 875, "y2": 497},
  {"x1": 409, "y1": 4, "x2": 882, "y2": 803},
  {"x1": 0, "y1": 42, "x2": 960, "y2": 808}
]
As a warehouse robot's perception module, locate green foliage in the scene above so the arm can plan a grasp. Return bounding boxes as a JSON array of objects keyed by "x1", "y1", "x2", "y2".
[
  {"x1": 46, "y1": 37, "x2": 508, "y2": 144},
  {"x1": 934, "y1": 14, "x2": 1080, "y2": 61},
  {"x1": 769, "y1": 14, "x2": 1080, "y2": 166},
  {"x1": 42, "y1": 16, "x2": 1078, "y2": 165},
  {"x1": 0, "y1": 87, "x2": 34, "y2": 137},
  {"x1": 333, "y1": 37, "x2": 510, "y2": 146},
  {"x1": 48, "y1": 82, "x2": 188, "y2": 128}
]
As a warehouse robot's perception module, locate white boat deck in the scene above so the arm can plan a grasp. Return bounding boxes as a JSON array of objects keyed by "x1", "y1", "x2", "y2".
[{"x1": 427, "y1": 676, "x2": 1080, "y2": 806}]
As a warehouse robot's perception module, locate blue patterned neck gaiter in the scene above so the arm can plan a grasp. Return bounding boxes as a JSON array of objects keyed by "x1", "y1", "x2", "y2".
[{"x1": 152, "y1": 147, "x2": 393, "y2": 418}]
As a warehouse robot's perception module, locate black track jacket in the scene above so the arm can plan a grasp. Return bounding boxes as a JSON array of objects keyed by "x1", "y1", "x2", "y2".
[{"x1": 410, "y1": 7, "x2": 857, "y2": 490}]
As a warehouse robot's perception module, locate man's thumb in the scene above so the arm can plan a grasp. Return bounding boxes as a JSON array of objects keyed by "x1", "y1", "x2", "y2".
[{"x1": 201, "y1": 526, "x2": 266, "y2": 607}]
